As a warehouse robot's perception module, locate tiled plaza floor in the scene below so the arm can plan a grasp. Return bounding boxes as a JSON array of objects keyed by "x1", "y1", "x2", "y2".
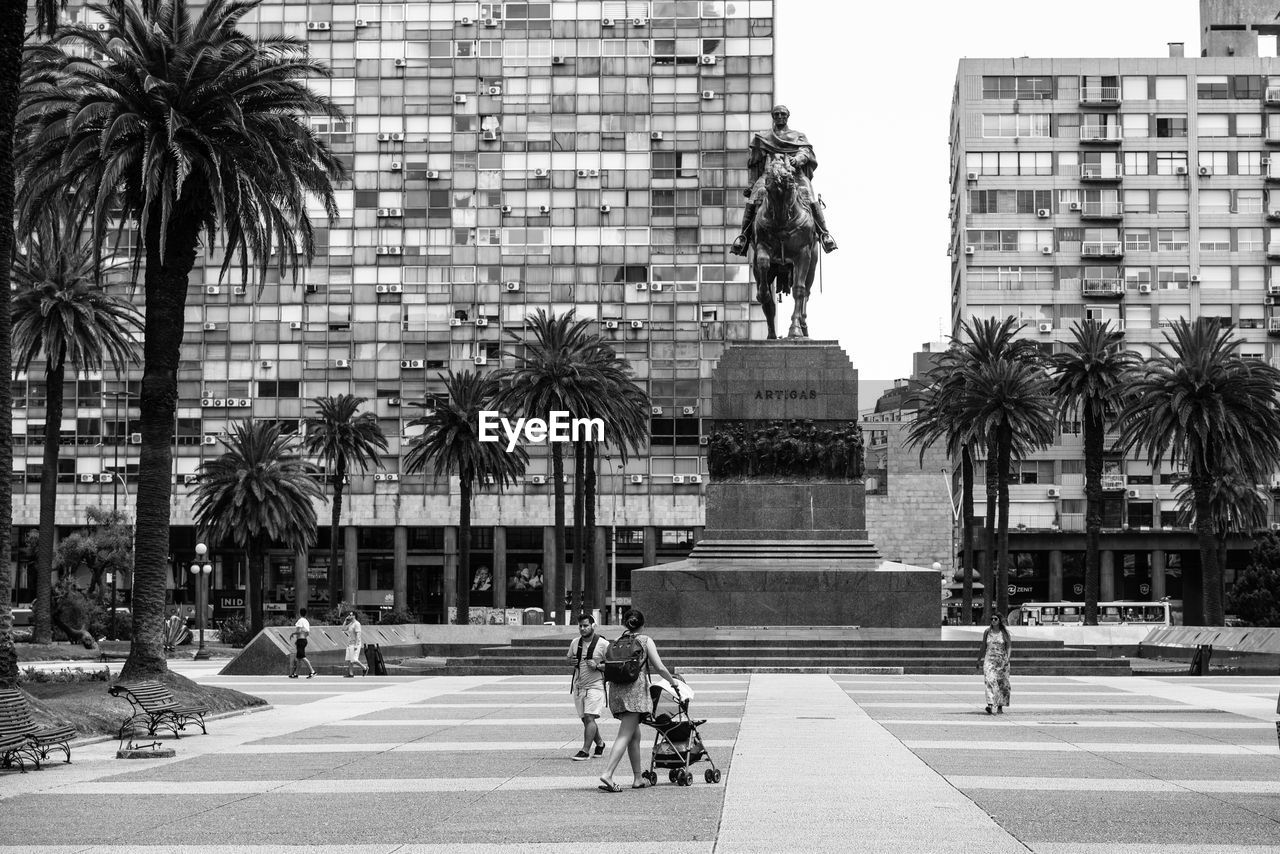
[{"x1": 1, "y1": 660, "x2": 1278, "y2": 852}]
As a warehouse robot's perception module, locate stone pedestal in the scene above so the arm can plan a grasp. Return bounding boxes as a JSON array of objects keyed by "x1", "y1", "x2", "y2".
[{"x1": 631, "y1": 340, "x2": 938, "y2": 628}]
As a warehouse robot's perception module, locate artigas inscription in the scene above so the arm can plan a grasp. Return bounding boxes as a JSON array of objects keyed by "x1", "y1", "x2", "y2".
[{"x1": 754, "y1": 388, "x2": 818, "y2": 401}]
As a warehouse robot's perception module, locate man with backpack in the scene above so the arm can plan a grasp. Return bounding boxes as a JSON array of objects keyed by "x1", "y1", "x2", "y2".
[{"x1": 566, "y1": 613, "x2": 609, "y2": 761}]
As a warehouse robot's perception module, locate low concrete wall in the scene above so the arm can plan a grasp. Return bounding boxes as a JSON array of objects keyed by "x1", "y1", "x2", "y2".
[
  {"x1": 1139, "y1": 626, "x2": 1280, "y2": 675},
  {"x1": 943, "y1": 624, "x2": 1156, "y2": 657},
  {"x1": 220, "y1": 624, "x2": 566, "y2": 675}
]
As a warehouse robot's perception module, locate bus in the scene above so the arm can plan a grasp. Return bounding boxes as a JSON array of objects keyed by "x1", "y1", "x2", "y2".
[{"x1": 1017, "y1": 600, "x2": 1173, "y2": 627}]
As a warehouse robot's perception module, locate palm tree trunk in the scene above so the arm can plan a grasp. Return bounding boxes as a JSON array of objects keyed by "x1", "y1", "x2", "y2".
[
  {"x1": 1083, "y1": 402, "x2": 1104, "y2": 626},
  {"x1": 585, "y1": 442, "x2": 598, "y2": 615},
  {"x1": 248, "y1": 540, "x2": 265, "y2": 637},
  {"x1": 572, "y1": 439, "x2": 584, "y2": 618},
  {"x1": 458, "y1": 474, "x2": 471, "y2": 626},
  {"x1": 327, "y1": 458, "x2": 345, "y2": 613},
  {"x1": 0, "y1": 0, "x2": 28, "y2": 687},
  {"x1": 996, "y1": 424, "x2": 1012, "y2": 617},
  {"x1": 1194, "y1": 477, "x2": 1222, "y2": 625},
  {"x1": 983, "y1": 447, "x2": 997, "y2": 620},
  {"x1": 961, "y1": 445, "x2": 975, "y2": 624},
  {"x1": 32, "y1": 359, "x2": 64, "y2": 645},
  {"x1": 121, "y1": 214, "x2": 202, "y2": 682},
  {"x1": 548, "y1": 444, "x2": 564, "y2": 621}
]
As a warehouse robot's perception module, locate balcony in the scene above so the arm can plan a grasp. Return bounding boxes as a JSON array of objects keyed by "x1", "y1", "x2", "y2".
[
  {"x1": 1080, "y1": 201, "x2": 1124, "y2": 219},
  {"x1": 1081, "y1": 278, "x2": 1125, "y2": 297},
  {"x1": 1081, "y1": 241, "x2": 1124, "y2": 258},
  {"x1": 1101, "y1": 474, "x2": 1126, "y2": 491},
  {"x1": 1267, "y1": 87, "x2": 1280, "y2": 106},
  {"x1": 1267, "y1": 207, "x2": 1280, "y2": 222},
  {"x1": 1079, "y1": 126, "x2": 1122, "y2": 144},
  {"x1": 1268, "y1": 243, "x2": 1280, "y2": 258},
  {"x1": 1266, "y1": 162, "x2": 1280, "y2": 182},
  {"x1": 1079, "y1": 87, "x2": 1121, "y2": 106},
  {"x1": 1266, "y1": 130, "x2": 1280, "y2": 146},
  {"x1": 1269, "y1": 318, "x2": 1280, "y2": 337},
  {"x1": 1079, "y1": 163, "x2": 1122, "y2": 182}
]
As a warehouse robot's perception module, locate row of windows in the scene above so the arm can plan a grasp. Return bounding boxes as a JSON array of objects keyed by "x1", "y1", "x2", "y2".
[
  {"x1": 980, "y1": 112, "x2": 1276, "y2": 139},
  {"x1": 980, "y1": 74, "x2": 1277, "y2": 102},
  {"x1": 968, "y1": 264, "x2": 1278, "y2": 290},
  {"x1": 966, "y1": 227, "x2": 1280, "y2": 250},
  {"x1": 241, "y1": 1, "x2": 774, "y2": 26},
  {"x1": 966, "y1": 185, "x2": 1279, "y2": 215}
]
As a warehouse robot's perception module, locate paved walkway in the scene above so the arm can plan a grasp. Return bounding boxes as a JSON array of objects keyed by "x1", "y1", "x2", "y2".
[{"x1": 1, "y1": 661, "x2": 1278, "y2": 852}]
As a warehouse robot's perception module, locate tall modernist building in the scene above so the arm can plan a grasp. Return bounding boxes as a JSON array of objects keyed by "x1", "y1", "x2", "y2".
[
  {"x1": 14, "y1": 0, "x2": 779, "y2": 622},
  {"x1": 949, "y1": 1, "x2": 1280, "y2": 624}
]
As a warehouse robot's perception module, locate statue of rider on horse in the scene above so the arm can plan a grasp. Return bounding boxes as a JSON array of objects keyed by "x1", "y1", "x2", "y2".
[{"x1": 731, "y1": 105, "x2": 837, "y2": 339}]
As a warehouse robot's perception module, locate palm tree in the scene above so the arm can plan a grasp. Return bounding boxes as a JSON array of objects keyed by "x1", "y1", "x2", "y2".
[
  {"x1": 1119, "y1": 318, "x2": 1280, "y2": 625},
  {"x1": 1052, "y1": 320, "x2": 1137, "y2": 626},
  {"x1": 1174, "y1": 469, "x2": 1271, "y2": 589},
  {"x1": 17, "y1": 0, "x2": 342, "y2": 679},
  {"x1": 404, "y1": 371, "x2": 526, "y2": 626},
  {"x1": 494, "y1": 310, "x2": 612, "y2": 621},
  {"x1": 12, "y1": 214, "x2": 142, "y2": 645},
  {"x1": 957, "y1": 356, "x2": 1057, "y2": 617},
  {"x1": 302, "y1": 395, "x2": 387, "y2": 613},
  {"x1": 192, "y1": 421, "x2": 323, "y2": 636}
]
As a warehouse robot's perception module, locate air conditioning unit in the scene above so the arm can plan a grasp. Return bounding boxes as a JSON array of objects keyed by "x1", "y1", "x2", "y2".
[
  {"x1": 232, "y1": 286, "x2": 247, "y2": 296},
  {"x1": 630, "y1": 474, "x2": 645, "y2": 484},
  {"x1": 530, "y1": 475, "x2": 548, "y2": 485},
  {"x1": 1198, "y1": 166, "x2": 1211, "y2": 176},
  {"x1": 688, "y1": 475, "x2": 703, "y2": 484},
  {"x1": 672, "y1": 475, "x2": 686, "y2": 484},
  {"x1": 394, "y1": 58, "x2": 407, "y2": 68},
  {"x1": 552, "y1": 55, "x2": 566, "y2": 65},
  {"x1": 475, "y1": 318, "x2": 489, "y2": 327},
  {"x1": 700, "y1": 54, "x2": 716, "y2": 65},
  {"x1": 650, "y1": 282, "x2": 665, "y2": 292},
  {"x1": 388, "y1": 284, "x2": 403, "y2": 294},
  {"x1": 483, "y1": 18, "x2": 497, "y2": 28},
  {"x1": 651, "y1": 406, "x2": 663, "y2": 415},
  {"x1": 205, "y1": 285, "x2": 220, "y2": 296},
  {"x1": 260, "y1": 360, "x2": 273, "y2": 369},
  {"x1": 130, "y1": 432, "x2": 141, "y2": 444},
  {"x1": 650, "y1": 131, "x2": 664, "y2": 141},
  {"x1": 449, "y1": 318, "x2": 463, "y2": 327},
  {"x1": 1189, "y1": 274, "x2": 1200, "y2": 283},
  {"x1": 425, "y1": 170, "x2": 440, "y2": 180},
  {"x1": 92, "y1": 22, "x2": 109, "y2": 31},
  {"x1": 375, "y1": 285, "x2": 389, "y2": 294},
  {"x1": 1040, "y1": 246, "x2": 1053, "y2": 255},
  {"x1": 481, "y1": 130, "x2": 498, "y2": 141},
  {"x1": 376, "y1": 133, "x2": 391, "y2": 141},
  {"x1": 699, "y1": 435, "x2": 709, "y2": 446},
  {"x1": 354, "y1": 18, "x2": 368, "y2": 28},
  {"x1": 600, "y1": 204, "x2": 612, "y2": 213},
  {"x1": 238, "y1": 399, "x2": 251, "y2": 407},
  {"x1": 1174, "y1": 165, "x2": 1188, "y2": 175},
  {"x1": 681, "y1": 406, "x2": 695, "y2": 415},
  {"x1": 400, "y1": 360, "x2": 423, "y2": 368},
  {"x1": 305, "y1": 284, "x2": 320, "y2": 294},
  {"x1": 473, "y1": 355, "x2": 488, "y2": 366},
  {"x1": 702, "y1": 90, "x2": 715, "y2": 100},
  {"x1": 635, "y1": 282, "x2": 649, "y2": 291},
  {"x1": 1138, "y1": 283, "x2": 1152, "y2": 294},
  {"x1": 1047, "y1": 487, "x2": 1061, "y2": 498},
  {"x1": 588, "y1": 169, "x2": 599, "y2": 177},
  {"x1": 505, "y1": 281, "x2": 521, "y2": 292},
  {"x1": 963, "y1": 245, "x2": 975, "y2": 256},
  {"x1": 375, "y1": 246, "x2": 403, "y2": 255},
  {"x1": 453, "y1": 94, "x2": 467, "y2": 105},
  {"x1": 459, "y1": 16, "x2": 473, "y2": 25},
  {"x1": 386, "y1": 474, "x2": 399, "y2": 482},
  {"x1": 538, "y1": 205, "x2": 550, "y2": 214},
  {"x1": 1270, "y1": 283, "x2": 1280, "y2": 296},
  {"x1": 200, "y1": 398, "x2": 213, "y2": 407},
  {"x1": 388, "y1": 398, "x2": 401, "y2": 406},
  {"x1": 374, "y1": 473, "x2": 387, "y2": 482},
  {"x1": 202, "y1": 322, "x2": 217, "y2": 331},
  {"x1": 966, "y1": 171, "x2": 978, "y2": 181},
  {"x1": 97, "y1": 473, "x2": 112, "y2": 483},
  {"x1": 391, "y1": 132, "x2": 405, "y2": 141},
  {"x1": 576, "y1": 169, "x2": 590, "y2": 178},
  {"x1": 377, "y1": 207, "x2": 403, "y2": 217},
  {"x1": 601, "y1": 18, "x2": 615, "y2": 26},
  {"x1": 1038, "y1": 322, "x2": 1054, "y2": 333},
  {"x1": 604, "y1": 320, "x2": 619, "y2": 330},
  {"x1": 632, "y1": 17, "x2": 648, "y2": 26},
  {"x1": 630, "y1": 320, "x2": 644, "y2": 329},
  {"x1": 184, "y1": 474, "x2": 199, "y2": 485},
  {"x1": 289, "y1": 321, "x2": 303, "y2": 330},
  {"x1": 534, "y1": 168, "x2": 548, "y2": 177},
  {"x1": 390, "y1": 161, "x2": 403, "y2": 171},
  {"x1": 212, "y1": 398, "x2": 225, "y2": 407},
  {"x1": 1066, "y1": 201, "x2": 1080, "y2": 211},
  {"x1": 306, "y1": 21, "x2": 330, "y2": 31},
  {"x1": 487, "y1": 86, "x2": 502, "y2": 96},
  {"x1": 202, "y1": 436, "x2": 217, "y2": 446},
  {"x1": 333, "y1": 359, "x2": 350, "y2": 368},
  {"x1": 1036, "y1": 209, "x2": 1050, "y2": 218},
  {"x1": 1126, "y1": 488, "x2": 1140, "y2": 499},
  {"x1": 500, "y1": 205, "x2": 513, "y2": 214}
]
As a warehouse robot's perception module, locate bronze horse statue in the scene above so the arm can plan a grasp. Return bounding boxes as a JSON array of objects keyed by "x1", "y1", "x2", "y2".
[{"x1": 750, "y1": 156, "x2": 819, "y2": 339}]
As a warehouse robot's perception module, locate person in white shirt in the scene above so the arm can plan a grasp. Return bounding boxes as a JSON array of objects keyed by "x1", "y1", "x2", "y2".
[
  {"x1": 289, "y1": 608, "x2": 316, "y2": 678},
  {"x1": 343, "y1": 612, "x2": 368, "y2": 677},
  {"x1": 566, "y1": 613, "x2": 609, "y2": 761}
]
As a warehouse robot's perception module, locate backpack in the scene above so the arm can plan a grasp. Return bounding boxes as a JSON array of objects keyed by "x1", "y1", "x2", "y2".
[{"x1": 601, "y1": 632, "x2": 648, "y2": 684}]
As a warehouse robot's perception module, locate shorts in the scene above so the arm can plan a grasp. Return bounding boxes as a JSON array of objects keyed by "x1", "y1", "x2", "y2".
[
  {"x1": 345, "y1": 644, "x2": 362, "y2": 663},
  {"x1": 295, "y1": 639, "x2": 308, "y2": 659},
  {"x1": 574, "y1": 684, "x2": 607, "y2": 719}
]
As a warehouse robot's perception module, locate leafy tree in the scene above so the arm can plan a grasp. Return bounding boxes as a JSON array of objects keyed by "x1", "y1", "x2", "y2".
[
  {"x1": 17, "y1": 0, "x2": 342, "y2": 678},
  {"x1": 1118, "y1": 319, "x2": 1280, "y2": 625},
  {"x1": 192, "y1": 421, "x2": 323, "y2": 636},
  {"x1": 1052, "y1": 320, "x2": 1137, "y2": 625},
  {"x1": 303, "y1": 395, "x2": 387, "y2": 612},
  {"x1": 1227, "y1": 532, "x2": 1280, "y2": 627},
  {"x1": 13, "y1": 214, "x2": 141, "y2": 644},
  {"x1": 404, "y1": 371, "x2": 526, "y2": 625},
  {"x1": 53, "y1": 506, "x2": 134, "y2": 600},
  {"x1": 1174, "y1": 468, "x2": 1271, "y2": 590}
]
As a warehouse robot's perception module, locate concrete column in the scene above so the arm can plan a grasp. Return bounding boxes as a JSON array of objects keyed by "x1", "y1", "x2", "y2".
[
  {"x1": 542, "y1": 525, "x2": 557, "y2": 621},
  {"x1": 343, "y1": 526, "x2": 359, "y2": 611},
  {"x1": 1048, "y1": 549, "x2": 1063, "y2": 602},
  {"x1": 593, "y1": 526, "x2": 608, "y2": 617},
  {"x1": 492, "y1": 526, "x2": 507, "y2": 611},
  {"x1": 643, "y1": 525, "x2": 658, "y2": 568},
  {"x1": 294, "y1": 550, "x2": 309, "y2": 612},
  {"x1": 1100, "y1": 550, "x2": 1116, "y2": 601},
  {"x1": 393, "y1": 526, "x2": 408, "y2": 612},
  {"x1": 1151, "y1": 549, "x2": 1166, "y2": 600},
  {"x1": 443, "y1": 526, "x2": 458, "y2": 623}
]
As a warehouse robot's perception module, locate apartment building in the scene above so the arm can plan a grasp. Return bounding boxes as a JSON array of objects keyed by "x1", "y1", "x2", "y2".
[
  {"x1": 948, "y1": 6, "x2": 1280, "y2": 624},
  {"x1": 13, "y1": 0, "x2": 778, "y2": 622}
]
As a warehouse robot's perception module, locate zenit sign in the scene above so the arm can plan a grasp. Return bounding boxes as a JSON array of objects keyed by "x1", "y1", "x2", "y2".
[{"x1": 478, "y1": 411, "x2": 605, "y2": 452}]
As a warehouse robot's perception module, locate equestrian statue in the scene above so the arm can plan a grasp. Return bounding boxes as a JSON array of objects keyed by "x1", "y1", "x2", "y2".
[{"x1": 730, "y1": 105, "x2": 837, "y2": 340}]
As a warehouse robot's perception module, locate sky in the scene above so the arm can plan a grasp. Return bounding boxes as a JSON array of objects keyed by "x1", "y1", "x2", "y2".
[{"x1": 773, "y1": 0, "x2": 1201, "y2": 379}]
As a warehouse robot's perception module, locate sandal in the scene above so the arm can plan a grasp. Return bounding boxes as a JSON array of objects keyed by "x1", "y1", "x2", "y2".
[
  {"x1": 632, "y1": 780, "x2": 653, "y2": 789},
  {"x1": 597, "y1": 780, "x2": 623, "y2": 793}
]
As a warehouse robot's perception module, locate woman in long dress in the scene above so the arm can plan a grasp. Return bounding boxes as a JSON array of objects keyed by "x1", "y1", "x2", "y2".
[{"x1": 978, "y1": 612, "x2": 1012, "y2": 714}]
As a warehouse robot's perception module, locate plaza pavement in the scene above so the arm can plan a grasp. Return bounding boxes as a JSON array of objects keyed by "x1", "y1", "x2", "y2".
[{"x1": 1, "y1": 659, "x2": 1279, "y2": 853}]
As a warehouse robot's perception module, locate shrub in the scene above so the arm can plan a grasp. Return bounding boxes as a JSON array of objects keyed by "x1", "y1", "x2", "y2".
[
  {"x1": 18, "y1": 666, "x2": 112, "y2": 684},
  {"x1": 376, "y1": 608, "x2": 416, "y2": 625},
  {"x1": 87, "y1": 604, "x2": 132, "y2": 641},
  {"x1": 218, "y1": 614, "x2": 254, "y2": 648}
]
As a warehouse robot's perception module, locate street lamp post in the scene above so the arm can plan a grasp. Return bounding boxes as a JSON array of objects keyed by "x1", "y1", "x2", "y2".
[
  {"x1": 190, "y1": 543, "x2": 213, "y2": 660},
  {"x1": 602, "y1": 457, "x2": 620, "y2": 625},
  {"x1": 105, "y1": 389, "x2": 130, "y2": 640}
]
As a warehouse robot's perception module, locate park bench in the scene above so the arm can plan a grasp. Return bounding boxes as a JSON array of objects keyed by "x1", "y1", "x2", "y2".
[
  {"x1": 108, "y1": 681, "x2": 208, "y2": 740},
  {"x1": 0, "y1": 688, "x2": 76, "y2": 770}
]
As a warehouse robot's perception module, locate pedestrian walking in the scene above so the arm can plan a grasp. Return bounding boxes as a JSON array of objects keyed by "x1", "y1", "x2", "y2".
[
  {"x1": 343, "y1": 611, "x2": 368, "y2": 677},
  {"x1": 289, "y1": 607, "x2": 316, "y2": 678},
  {"x1": 597, "y1": 609, "x2": 678, "y2": 792},
  {"x1": 978, "y1": 612, "x2": 1012, "y2": 714},
  {"x1": 566, "y1": 613, "x2": 609, "y2": 761}
]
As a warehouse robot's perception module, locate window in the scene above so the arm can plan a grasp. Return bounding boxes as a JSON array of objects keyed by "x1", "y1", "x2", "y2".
[
  {"x1": 1157, "y1": 268, "x2": 1190, "y2": 290},
  {"x1": 1239, "y1": 227, "x2": 1265, "y2": 252},
  {"x1": 982, "y1": 114, "x2": 1051, "y2": 138},
  {"x1": 1124, "y1": 267, "x2": 1152, "y2": 289},
  {"x1": 1197, "y1": 114, "x2": 1229, "y2": 137},
  {"x1": 1199, "y1": 229, "x2": 1230, "y2": 252},
  {"x1": 1233, "y1": 75, "x2": 1262, "y2": 99},
  {"x1": 964, "y1": 229, "x2": 1053, "y2": 252},
  {"x1": 1122, "y1": 189, "x2": 1150, "y2": 213},
  {"x1": 1196, "y1": 76, "x2": 1229, "y2": 99},
  {"x1": 1122, "y1": 76, "x2": 1148, "y2": 100},
  {"x1": 1124, "y1": 229, "x2": 1151, "y2": 251},
  {"x1": 1154, "y1": 76, "x2": 1187, "y2": 100},
  {"x1": 1155, "y1": 151, "x2": 1187, "y2": 175},
  {"x1": 1199, "y1": 267, "x2": 1232, "y2": 288},
  {"x1": 1239, "y1": 188, "x2": 1265, "y2": 213},
  {"x1": 1155, "y1": 116, "x2": 1187, "y2": 138},
  {"x1": 1198, "y1": 189, "x2": 1231, "y2": 214},
  {"x1": 969, "y1": 189, "x2": 1052, "y2": 214},
  {"x1": 965, "y1": 151, "x2": 1053, "y2": 176},
  {"x1": 1238, "y1": 114, "x2": 1263, "y2": 137},
  {"x1": 1157, "y1": 229, "x2": 1188, "y2": 251},
  {"x1": 967, "y1": 267, "x2": 1055, "y2": 291},
  {"x1": 1240, "y1": 152, "x2": 1264, "y2": 176},
  {"x1": 1156, "y1": 189, "x2": 1188, "y2": 213},
  {"x1": 1123, "y1": 152, "x2": 1148, "y2": 176},
  {"x1": 1121, "y1": 113, "x2": 1149, "y2": 138},
  {"x1": 982, "y1": 76, "x2": 1053, "y2": 100},
  {"x1": 1197, "y1": 151, "x2": 1228, "y2": 174}
]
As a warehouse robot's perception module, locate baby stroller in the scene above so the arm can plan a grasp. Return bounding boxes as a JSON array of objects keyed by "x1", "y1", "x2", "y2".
[{"x1": 639, "y1": 674, "x2": 723, "y2": 787}]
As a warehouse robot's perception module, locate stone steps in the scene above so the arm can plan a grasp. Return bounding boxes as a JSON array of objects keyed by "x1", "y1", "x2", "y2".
[{"x1": 473, "y1": 646, "x2": 1103, "y2": 660}]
